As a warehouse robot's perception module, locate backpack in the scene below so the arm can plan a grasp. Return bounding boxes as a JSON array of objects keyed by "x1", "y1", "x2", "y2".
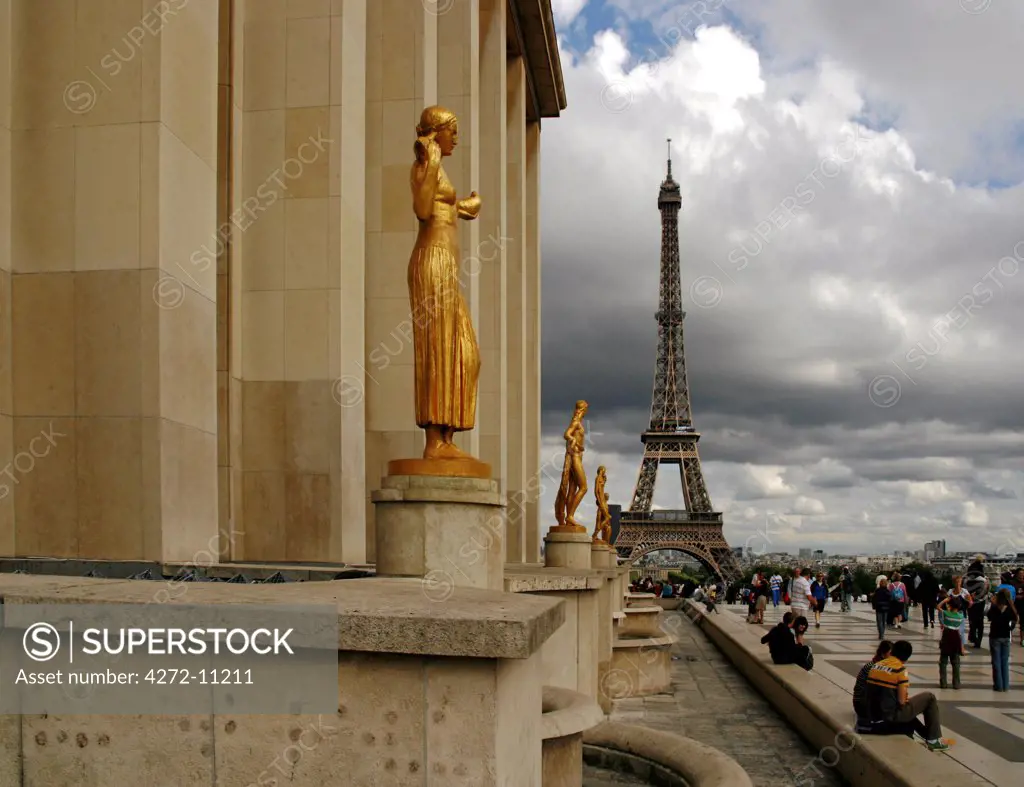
[{"x1": 891, "y1": 584, "x2": 905, "y2": 602}]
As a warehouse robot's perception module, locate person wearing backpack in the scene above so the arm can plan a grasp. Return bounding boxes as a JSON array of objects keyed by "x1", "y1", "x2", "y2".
[{"x1": 889, "y1": 572, "x2": 908, "y2": 630}]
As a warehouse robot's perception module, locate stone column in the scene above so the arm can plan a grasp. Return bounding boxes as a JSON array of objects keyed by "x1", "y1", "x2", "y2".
[
  {"x1": 476, "y1": 0, "x2": 507, "y2": 491},
  {"x1": 363, "y1": 0, "x2": 435, "y2": 562},
  {"x1": 437, "y1": 0, "x2": 480, "y2": 460},
  {"x1": 235, "y1": 0, "x2": 341, "y2": 563},
  {"x1": 216, "y1": 0, "x2": 236, "y2": 560},
  {"x1": 504, "y1": 55, "x2": 528, "y2": 563},
  {"x1": 524, "y1": 120, "x2": 542, "y2": 562},
  {"x1": 335, "y1": 0, "x2": 368, "y2": 563},
  {"x1": 0, "y1": 0, "x2": 11, "y2": 553},
  {"x1": 5, "y1": 0, "x2": 218, "y2": 562}
]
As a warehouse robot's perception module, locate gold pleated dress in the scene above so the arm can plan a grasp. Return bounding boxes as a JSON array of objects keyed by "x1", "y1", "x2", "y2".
[{"x1": 408, "y1": 164, "x2": 480, "y2": 431}]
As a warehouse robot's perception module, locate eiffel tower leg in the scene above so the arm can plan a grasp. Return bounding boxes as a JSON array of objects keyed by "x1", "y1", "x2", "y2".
[
  {"x1": 630, "y1": 456, "x2": 659, "y2": 512},
  {"x1": 677, "y1": 464, "x2": 691, "y2": 510}
]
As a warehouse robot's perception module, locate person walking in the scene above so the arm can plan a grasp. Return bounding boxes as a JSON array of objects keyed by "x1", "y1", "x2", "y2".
[
  {"x1": 994, "y1": 572, "x2": 1017, "y2": 601},
  {"x1": 936, "y1": 594, "x2": 966, "y2": 689},
  {"x1": 918, "y1": 571, "x2": 939, "y2": 629},
  {"x1": 840, "y1": 567, "x2": 854, "y2": 613},
  {"x1": 888, "y1": 572, "x2": 907, "y2": 629},
  {"x1": 770, "y1": 572, "x2": 783, "y2": 608},
  {"x1": 1014, "y1": 568, "x2": 1024, "y2": 647},
  {"x1": 987, "y1": 588, "x2": 1019, "y2": 692},
  {"x1": 948, "y1": 575, "x2": 972, "y2": 648},
  {"x1": 964, "y1": 559, "x2": 990, "y2": 649},
  {"x1": 790, "y1": 568, "x2": 814, "y2": 621},
  {"x1": 872, "y1": 577, "x2": 892, "y2": 640},
  {"x1": 810, "y1": 572, "x2": 829, "y2": 629},
  {"x1": 755, "y1": 578, "x2": 768, "y2": 624}
]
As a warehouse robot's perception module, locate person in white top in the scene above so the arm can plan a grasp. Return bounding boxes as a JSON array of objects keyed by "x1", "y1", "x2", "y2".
[
  {"x1": 947, "y1": 575, "x2": 973, "y2": 647},
  {"x1": 790, "y1": 568, "x2": 815, "y2": 618}
]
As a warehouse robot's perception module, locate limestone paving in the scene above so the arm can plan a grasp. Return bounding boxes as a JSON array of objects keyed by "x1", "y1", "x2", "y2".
[
  {"x1": 726, "y1": 600, "x2": 1024, "y2": 786},
  {"x1": 606, "y1": 610, "x2": 847, "y2": 787}
]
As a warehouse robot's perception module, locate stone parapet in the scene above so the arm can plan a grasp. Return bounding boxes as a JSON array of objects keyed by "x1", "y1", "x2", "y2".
[
  {"x1": 0, "y1": 574, "x2": 566, "y2": 786},
  {"x1": 0, "y1": 573, "x2": 563, "y2": 660}
]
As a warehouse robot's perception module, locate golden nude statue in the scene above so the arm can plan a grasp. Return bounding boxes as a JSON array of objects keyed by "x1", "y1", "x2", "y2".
[
  {"x1": 387, "y1": 105, "x2": 489, "y2": 478},
  {"x1": 553, "y1": 400, "x2": 588, "y2": 531},
  {"x1": 593, "y1": 465, "x2": 612, "y2": 544}
]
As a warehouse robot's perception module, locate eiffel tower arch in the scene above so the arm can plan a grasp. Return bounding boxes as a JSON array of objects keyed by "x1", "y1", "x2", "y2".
[{"x1": 614, "y1": 143, "x2": 742, "y2": 584}]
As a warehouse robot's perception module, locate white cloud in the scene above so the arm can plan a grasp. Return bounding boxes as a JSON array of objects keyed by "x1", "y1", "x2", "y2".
[
  {"x1": 551, "y1": 0, "x2": 589, "y2": 26},
  {"x1": 960, "y1": 501, "x2": 990, "y2": 528},
  {"x1": 790, "y1": 496, "x2": 826, "y2": 515},
  {"x1": 735, "y1": 465, "x2": 796, "y2": 500}
]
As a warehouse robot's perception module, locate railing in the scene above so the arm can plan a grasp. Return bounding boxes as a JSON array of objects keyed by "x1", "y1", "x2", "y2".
[{"x1": 620, "y1": 511, "x2": 722, "y2": 524}]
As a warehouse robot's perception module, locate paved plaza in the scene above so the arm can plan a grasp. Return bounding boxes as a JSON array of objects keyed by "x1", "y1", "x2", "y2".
[
  {"x1": 718, "y1": 600, "x2": 1024, "y2": 785},
  {"x1": 607, "y1": 611, "x2": 847, "y2": 787}
]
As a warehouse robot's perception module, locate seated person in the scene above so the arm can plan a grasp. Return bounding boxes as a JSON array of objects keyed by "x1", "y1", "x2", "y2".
[
  {"x1": 761, "y1": 613, "x2": 812, "y2": 670},
  {"x1": 761, "y1": 612, "x2": 795, "y2": 658},
  {"x1": 661, "y1": 583, "x2": 675, "y2": 598},
  {"x1": 864, "y1": 640, "x2": 952, "y2": 751},
  {"x1": 854, "y1": 641, "x2": 892, "y2": 732}
]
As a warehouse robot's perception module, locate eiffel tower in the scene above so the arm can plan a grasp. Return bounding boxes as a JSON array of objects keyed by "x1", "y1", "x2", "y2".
[{"x1": 614, "y1": 142, "x2": 742, "y2": 583}]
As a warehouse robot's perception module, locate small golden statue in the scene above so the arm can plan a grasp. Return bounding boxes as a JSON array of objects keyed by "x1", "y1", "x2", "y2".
[
  {"x1": 388, "y1": 105, "x2": 489, "y2": 478},
  {"x1": 593, "y1": 465, "x2": 612, "y2": 544},
  {"x1": 553, "y1": 400, "x2": 588, "y2": 532}
]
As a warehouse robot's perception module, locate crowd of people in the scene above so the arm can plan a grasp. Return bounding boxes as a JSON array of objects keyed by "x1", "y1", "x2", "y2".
[
  {"x1": 737, "y1": 567, "x2": 854, "y2": 628},
  {"x1": 635, "y1": 561, "x2": 1023, "y2": 751},
  {"x1": 870, "y1": 562, "x2": 1022, "y2": 691},
  {"x1": 753, "y1": 559, "x2": 1023, "y2": 752}
]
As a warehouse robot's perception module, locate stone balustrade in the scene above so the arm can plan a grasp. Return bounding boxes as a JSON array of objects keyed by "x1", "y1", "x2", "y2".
[{"x1": 0, "y1": 573, "x2": 563, "y2": 786}]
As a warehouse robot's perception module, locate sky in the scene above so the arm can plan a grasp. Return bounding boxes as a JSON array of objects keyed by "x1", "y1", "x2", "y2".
[{"x1": 537, "y1": 0, "x2": 1024, "y2": 558}]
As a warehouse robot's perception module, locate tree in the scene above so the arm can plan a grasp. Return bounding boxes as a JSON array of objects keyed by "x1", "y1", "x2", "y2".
[{"x1": 852, "y1": 568, "x2": 876, "y2": 598}]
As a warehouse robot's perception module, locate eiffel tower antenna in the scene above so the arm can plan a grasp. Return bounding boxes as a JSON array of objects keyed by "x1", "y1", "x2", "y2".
[{"x1": 613, "y1": 148, "x2": 741, "y2": 583}]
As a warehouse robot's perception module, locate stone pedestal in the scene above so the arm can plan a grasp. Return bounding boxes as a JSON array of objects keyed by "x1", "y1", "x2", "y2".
[
  {"x1": 590, "y1": 542, "x2": 614, "y2": 569},
  {"x1": 540, "y1": 686, "x2": 605, "y2": 787},
  {"x1": 505, "y1": 568, "x2": 604, "y2": 702},
  {"x1": 606, "y1": 635, "x2": 675, "y2": 699},
  {"x1": 544, "y1": 531, "x2": 593, "y2": 570},
  {"x1": 372, "y1": 475, "x2": 506, "y2": 591}
]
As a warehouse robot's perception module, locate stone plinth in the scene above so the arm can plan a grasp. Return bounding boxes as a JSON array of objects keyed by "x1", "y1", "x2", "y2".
[
  {"x1": 590, "y1": 542, "x2": 615, "y2": 568},
  {"x1": 619, "y1": 606, "x2": 664, "y2": 639},
  {"x1": 624, "y1": 592, "x2": 656, "y2": 608},
  {"x1": 606, "y1": 635, "x2": 675, "y2": 699},
  {"x1": 505, "y1": 566, "x2": 604, "y2": 702},
  {"x1": 0, "y1": 573, "x2": 565, "y2": 786},
  {"x1": 372, "y1": 475, "x2": 506, "y2": 591},
  {"x1": 543, "y1": 531, "x2": 592, "y2": 570},
  {"x1": 540, "y1": 686, "x2": 604, "y2": 787}
]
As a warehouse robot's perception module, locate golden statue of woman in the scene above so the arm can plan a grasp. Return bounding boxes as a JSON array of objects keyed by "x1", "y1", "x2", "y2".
[
  {"x1": 389, "y1": 105, "x2": 489, "y2": 478},
  {"x1": 593, "y1": 465, "x2": 612, "y2": 544},
  {"x1": 553, "y1": 400, "x2": 588, "y2": 531}
]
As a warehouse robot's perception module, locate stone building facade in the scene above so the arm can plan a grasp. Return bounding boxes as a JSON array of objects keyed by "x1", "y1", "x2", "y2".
[{"x1": 0, "y1": 0, "x2": 564, "y2": 567}]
